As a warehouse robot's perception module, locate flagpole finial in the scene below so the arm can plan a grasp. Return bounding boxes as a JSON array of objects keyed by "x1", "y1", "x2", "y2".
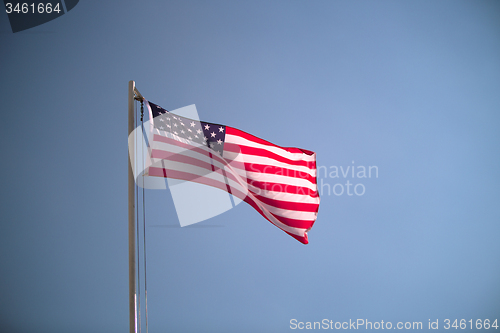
[{"x1": 134, "y1": 86, "x2": 144, "y2": 101}]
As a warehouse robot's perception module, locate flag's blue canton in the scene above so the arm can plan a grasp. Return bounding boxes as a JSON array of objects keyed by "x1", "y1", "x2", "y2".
[{"x1": 149, "y1": 102, "x2": 226, "y2": 156}]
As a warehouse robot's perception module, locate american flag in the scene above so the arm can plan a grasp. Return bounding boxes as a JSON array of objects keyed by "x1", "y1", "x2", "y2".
[{"x1": 145, "y1": 100, "x2": 320, "y2": 244}]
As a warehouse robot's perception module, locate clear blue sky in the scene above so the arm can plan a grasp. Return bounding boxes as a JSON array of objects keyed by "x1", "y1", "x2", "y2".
[{"x1": 1, "y1": 1, "x2": 499, "y2": 332}]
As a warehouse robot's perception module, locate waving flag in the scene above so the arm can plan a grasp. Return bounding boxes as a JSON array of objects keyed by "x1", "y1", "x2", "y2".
[{"x1": 145, "y1": 100, "x2": 319, "y2": 244}]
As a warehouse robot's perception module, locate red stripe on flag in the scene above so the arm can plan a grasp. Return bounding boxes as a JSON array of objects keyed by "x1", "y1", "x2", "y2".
[
  {"x1": 226, "y1": 126, "x2": 315, "y2": 156},
  {"x1": 224, "y1": 142, "x2": 315, "y2": 168},
  {"x1": 252, "y1": 193, "x2": 320, "y2": 212},
  {"x1": 247, "y1": 179, "x2": 319, "y2": 197},
  {"x1": 241, "y1": 163, "x2": 317, "y2": 184}
]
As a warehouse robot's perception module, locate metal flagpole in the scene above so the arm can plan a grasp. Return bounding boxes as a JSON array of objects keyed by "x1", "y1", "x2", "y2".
[
  {"x1": 128, "y1": 80, "x2": 137, "y2": 333},
  {"x1": 128, "y1": 81, "x2": 145, "y2": 333}
]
